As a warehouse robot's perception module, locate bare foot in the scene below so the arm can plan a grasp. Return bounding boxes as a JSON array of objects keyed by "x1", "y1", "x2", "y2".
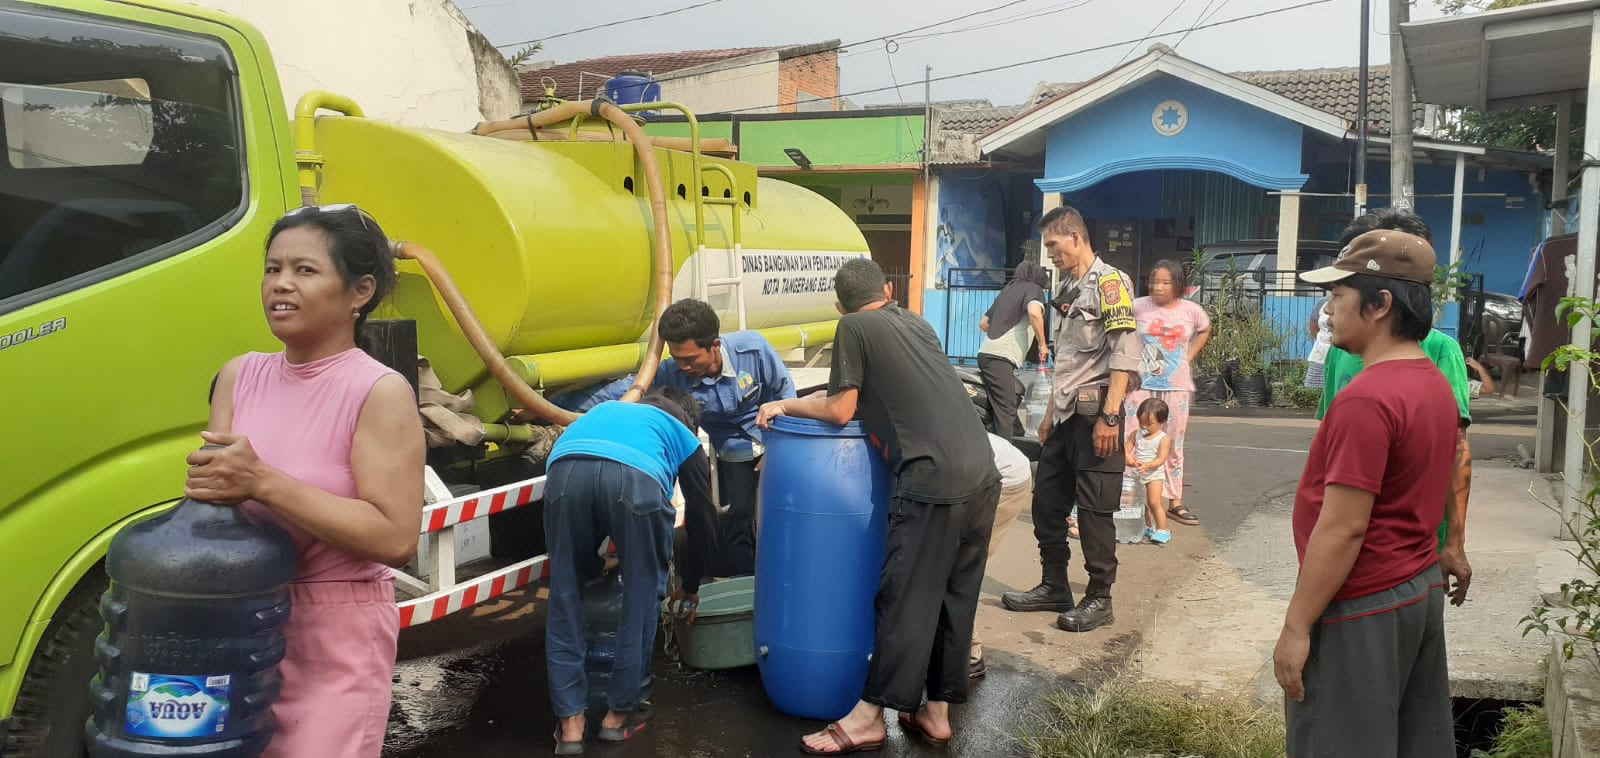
[
  {"x1": 600, "y1": 710, "x2": 627, "y2": 730},
  {"x1": 800, "y1": 702, "x2": 885, "y2": 753},
  {"x1": 557, "y1": 714, "x2": 584, "y2": 742}
]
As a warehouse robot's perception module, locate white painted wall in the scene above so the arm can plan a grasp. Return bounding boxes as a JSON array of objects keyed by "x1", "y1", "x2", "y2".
[
  {"x1": 656, "y1": 53, "x2": 782, "y2": 115},
  {"x1": 187, "y1": 0, "x2": 519, "y2": 130}
]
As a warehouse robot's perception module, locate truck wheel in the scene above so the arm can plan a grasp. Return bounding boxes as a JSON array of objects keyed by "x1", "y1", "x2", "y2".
[{"x1": 2, "y1": 569, "x2": 105, "y2": 758}]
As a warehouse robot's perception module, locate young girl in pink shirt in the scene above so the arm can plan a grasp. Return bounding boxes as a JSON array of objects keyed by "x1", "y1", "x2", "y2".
[{"x1": 1122, "y1": 260, "x2": 1209, "y2": 527}]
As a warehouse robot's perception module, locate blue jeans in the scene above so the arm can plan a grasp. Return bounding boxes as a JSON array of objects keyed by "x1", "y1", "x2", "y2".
[{"x1": 544, "y1": 456, "x2": 674, "y2": 717}]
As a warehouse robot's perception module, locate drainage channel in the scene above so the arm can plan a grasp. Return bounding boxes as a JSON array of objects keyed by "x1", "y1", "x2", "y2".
[{"x1": 1454, "y1": 697, "x2": 1540, "y2": 756}]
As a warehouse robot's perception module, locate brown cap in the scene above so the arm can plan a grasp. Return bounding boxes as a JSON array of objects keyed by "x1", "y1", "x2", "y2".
[{"x1": 1299, "y1": 229, "x2": 1437, "y2": 286}]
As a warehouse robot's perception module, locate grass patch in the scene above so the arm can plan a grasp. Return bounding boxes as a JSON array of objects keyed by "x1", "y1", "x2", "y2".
[
  {"x1": 1471, "y1": 704, "x2": 1552, "y2": 758},
  {"x1": 1017, "y1": 684, "x2": 1283, "y2": 758}
]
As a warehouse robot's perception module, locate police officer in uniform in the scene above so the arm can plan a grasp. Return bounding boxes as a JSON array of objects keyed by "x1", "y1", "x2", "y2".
[{"x1": 1001, "y1": 206, "x2": 1140, "y2": 633}]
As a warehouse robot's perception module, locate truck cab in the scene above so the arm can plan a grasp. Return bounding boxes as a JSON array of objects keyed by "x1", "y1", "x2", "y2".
[{"x1": 0, "y1": 2, "x2": 297, "y2": 753}]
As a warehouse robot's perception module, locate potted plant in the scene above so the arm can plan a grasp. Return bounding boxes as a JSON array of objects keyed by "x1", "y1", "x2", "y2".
[
  {"x1": 1191, "y1": 253, "x2": 1284, "y2": 405},
  {"x1": 1223, "y1": 309, "x2": 1283, "y2": 407}
]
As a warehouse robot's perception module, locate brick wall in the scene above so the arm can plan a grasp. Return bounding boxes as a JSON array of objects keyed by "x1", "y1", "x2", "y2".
[{"x1": 778, "y1": 50, "x2": 839, "y2": 113}]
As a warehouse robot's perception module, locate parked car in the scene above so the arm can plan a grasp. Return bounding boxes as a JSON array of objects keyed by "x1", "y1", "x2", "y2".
[
  {"x1": 1464, "y1": 290, "x2": 1525, "y2": 360},
  {"x1": 1191, "y1": 240, "x2": 1342, "y2": 310}
]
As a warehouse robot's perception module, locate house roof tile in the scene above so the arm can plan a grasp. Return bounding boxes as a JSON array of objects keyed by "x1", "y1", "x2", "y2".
[
  {"x1": 520, "y1": 47, "x2": 776, "y2": 102},
  {"x1": 1021, "y1": 65, "x2": 1418, "y2": 134},
  {"x1": 518, "y1": 42, "x2": 838, "y2": 103}
]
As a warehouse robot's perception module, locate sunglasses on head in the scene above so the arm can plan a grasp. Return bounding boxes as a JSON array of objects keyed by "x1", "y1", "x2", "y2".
[{"x1": 286, "y1": 202, "x2": 373, "y2": 231}]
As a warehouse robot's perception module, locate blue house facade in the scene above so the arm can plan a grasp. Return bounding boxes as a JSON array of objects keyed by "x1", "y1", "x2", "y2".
[{"x1": 924, "y1": 45, "x2": 1550, "y2": 362}]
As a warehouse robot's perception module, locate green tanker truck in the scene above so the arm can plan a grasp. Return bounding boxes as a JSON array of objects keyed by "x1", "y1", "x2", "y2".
[{"x1": 0, "y1": 1, "x2": 868, "y2": 754}]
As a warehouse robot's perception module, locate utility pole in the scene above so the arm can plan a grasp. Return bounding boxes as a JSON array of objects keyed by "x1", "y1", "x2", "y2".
[
  {"x1": 1388, "y1": 0, "x2": 1415, "y2": 210},
  {"x1": 923, "y1": 64, "x2": 932, "y2": 191},
  {"x1": 1355, "y1": 0, "x2": 1370, "y2": 217}
]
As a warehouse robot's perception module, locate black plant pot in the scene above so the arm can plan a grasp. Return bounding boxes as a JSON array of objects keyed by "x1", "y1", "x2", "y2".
[
  {"x1": 1195, "y1": 374, "x2": 1229, "y2": 403},
  {"x1": 1233, "y1": 373, "x2": 1270, "y2": 407}
]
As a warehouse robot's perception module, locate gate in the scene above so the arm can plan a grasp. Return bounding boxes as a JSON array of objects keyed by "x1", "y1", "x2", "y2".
[{"x1": 943, "y1": 267, "x2": 1052, "y2": 364}]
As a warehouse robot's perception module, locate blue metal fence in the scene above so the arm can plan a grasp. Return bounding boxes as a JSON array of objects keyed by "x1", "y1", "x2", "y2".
[{"x1": 943, "y1": 267, "x2": 1052, "y2": 364}]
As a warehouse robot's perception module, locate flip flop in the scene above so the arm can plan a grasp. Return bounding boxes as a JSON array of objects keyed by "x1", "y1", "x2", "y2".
[
  {"x1": 597, "y1": 713, "x2": 650, "y2": 743},
  {"x1": 898, "y1": 712, "x2": 952, "y2": 747},
  {"x1": 552, "y1": 728, "x2": 584, "y2": 756},
  {"x1": 1167, "y1": 505, "x2": 1200, "y2": 526},
  {"x1": 1068, "y1": 517, "x2": 1080, "y2": 540},
  {"x1": 799, "y1": 722, "x2": 885, "y2": 754}
]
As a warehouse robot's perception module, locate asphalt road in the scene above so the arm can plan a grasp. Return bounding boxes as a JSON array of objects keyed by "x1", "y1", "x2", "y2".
[{"x1": 380, "y1": 408, "x2": 1538, "y2": 757}]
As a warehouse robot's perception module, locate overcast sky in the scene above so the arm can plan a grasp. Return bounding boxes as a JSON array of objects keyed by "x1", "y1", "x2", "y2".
[{"x1": 460, "y1": 0, "x2": 1456, "y2": 108}]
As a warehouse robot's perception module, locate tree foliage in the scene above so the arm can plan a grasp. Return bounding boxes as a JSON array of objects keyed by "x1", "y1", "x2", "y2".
[{"x1": 506, "y1": 42, "x2": 542, "y2": 69}]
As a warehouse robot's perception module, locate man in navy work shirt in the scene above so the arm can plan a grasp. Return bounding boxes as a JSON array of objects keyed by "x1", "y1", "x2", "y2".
[
  {"x1": 592, "y1": 298, "x2": 796, "y2": 577},
  {"x1": 543, "y1": 388, "x2": 717, "y2": 753},
  {"x1": 758, "y1": 258, "x2": 1000, "y2": 755}
]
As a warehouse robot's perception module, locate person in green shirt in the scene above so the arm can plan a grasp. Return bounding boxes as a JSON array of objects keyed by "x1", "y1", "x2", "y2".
[
  {"x1": 1317, "y1": 331, "x2": 1471, "y2": 422},
  {"x1": 1317, "y1": 210, "x2": 1472, "y2": 597}
]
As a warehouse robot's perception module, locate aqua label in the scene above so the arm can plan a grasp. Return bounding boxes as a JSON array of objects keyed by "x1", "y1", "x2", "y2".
[{"x1": 125, "y1": 672, "x2": 230, "y2": 738}]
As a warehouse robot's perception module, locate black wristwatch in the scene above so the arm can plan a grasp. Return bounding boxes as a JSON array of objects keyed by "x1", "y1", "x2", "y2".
[{"x1": 1099, "y1": 413, "x2": 1124, "y2": 427}]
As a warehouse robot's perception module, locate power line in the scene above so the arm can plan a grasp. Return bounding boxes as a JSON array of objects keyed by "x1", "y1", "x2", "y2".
[
  {"x1": 1115, "y1": 0, "x2": 1190, "y2": 67},
  {"x1": 1173, "y1": 0, "x2": 1224, "y2": 49},
  {"x1": 655, "y1": 0, "x2": 1047, "y2": 84},
  {"x1": 646, "y1": 0, "x2": 1097, "y2": 97},
  {"x1": 713, "y1": 0, "x2": 1334, "y2": 115},
  {"x1": 493, "y1": 0, "x2": 723, "y2": 49},
  {"x1": 895, "y1": 0, "x2": 1098, "y2": 43}
]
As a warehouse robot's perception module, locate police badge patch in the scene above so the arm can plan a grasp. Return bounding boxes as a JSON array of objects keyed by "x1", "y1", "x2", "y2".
[{"x1": 1099, "y1": 273, "x2": 1136, "y2": 332}]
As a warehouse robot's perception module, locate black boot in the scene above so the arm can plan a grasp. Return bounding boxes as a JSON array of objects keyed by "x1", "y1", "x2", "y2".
[
  {"x1": 1056, "y1": 597, "x2": 1113, "y2": 632},
  {"x1": 1001, "y1": 562, "x2": 1074, "y2": 612}
]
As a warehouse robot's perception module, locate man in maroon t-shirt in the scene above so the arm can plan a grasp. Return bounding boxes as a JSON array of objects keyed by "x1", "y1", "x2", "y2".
[{"x1": 1274, "y1": 230, "x2": 1467, "y2": 757}]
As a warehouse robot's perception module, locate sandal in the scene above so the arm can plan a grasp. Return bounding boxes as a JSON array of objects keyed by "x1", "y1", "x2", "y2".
[
  {"x1": 799, "y1": 722, "x2": 885, "y2": 754},
  {"x1": 898, "y1": 712, "x2": 951, "y2": 747},
  {"x1": 552, "y1": 728, "x2": 585, "y2": 756},
  {"x1": 597, "y1": 712, "x2": 650, "y2": 743},
  {"x1": 1167, "y1": 505, "x2": 1200, "y2": 526}
]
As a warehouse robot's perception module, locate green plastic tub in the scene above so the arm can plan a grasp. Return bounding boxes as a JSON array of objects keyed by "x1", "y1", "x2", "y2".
[{"x1": 672, "y1": 575, "x2": 756, "y2": 670}]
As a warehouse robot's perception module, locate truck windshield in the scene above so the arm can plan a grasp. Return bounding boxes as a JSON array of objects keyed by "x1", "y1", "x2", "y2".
[{"x1": 0, "y1": 6, "x2": 244, "y2": 310}]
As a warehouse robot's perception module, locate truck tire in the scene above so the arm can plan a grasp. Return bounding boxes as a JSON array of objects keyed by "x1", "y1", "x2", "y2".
[{"x1": 3, "y1": 568, "x2": 105, "y2": 758}]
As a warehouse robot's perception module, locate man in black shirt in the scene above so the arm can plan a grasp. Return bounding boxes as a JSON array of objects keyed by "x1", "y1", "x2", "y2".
[{"x1": 758, "y1": 258, "x2": 1001, "y2": 754}]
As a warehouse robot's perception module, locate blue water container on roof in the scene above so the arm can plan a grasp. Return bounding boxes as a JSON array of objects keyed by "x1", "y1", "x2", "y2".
[
  {"x1": 605, "y1": 70, "x2": 661, "y2": 117},
  {"x1": 755, "y1": 417, "x2": 890, "y2": 721}
]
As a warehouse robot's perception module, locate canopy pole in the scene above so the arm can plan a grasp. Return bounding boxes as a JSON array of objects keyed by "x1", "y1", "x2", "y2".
[
  {"x1": 1556, "y1": 92, "x2": 1574, "y2": 236},
  {"x1": 1560, "y1": 9, "x2": 1600, "y2": 535},
  {"x1": 1449, "y1": 153, "x2": 1465, "y2": 267}
]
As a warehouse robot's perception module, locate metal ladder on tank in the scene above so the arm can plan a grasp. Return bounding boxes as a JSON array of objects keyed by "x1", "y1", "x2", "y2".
[
  {"x1": 609, "y1": 102, "x2": 747, "y2": 330},
  {"x1": 693, "y1": 162, "x2": 748, "y2": 331}
]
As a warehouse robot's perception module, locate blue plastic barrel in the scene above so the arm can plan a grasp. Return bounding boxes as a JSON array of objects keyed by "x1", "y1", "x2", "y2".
[
  {"x1": 605, "y1": 70, "x2": 661, "y2": 116},
  {"x1": 755, "y1": 417, "x2": 890, "y2": 721}
]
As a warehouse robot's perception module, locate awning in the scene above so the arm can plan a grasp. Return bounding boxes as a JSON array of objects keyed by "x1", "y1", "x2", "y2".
[
  {"x1": 1402, "y1": 0, "x2": 1600, "y2": 531},
  {"x1": 1402, "y1": 0, "x2": 1600, "y2": 110}
]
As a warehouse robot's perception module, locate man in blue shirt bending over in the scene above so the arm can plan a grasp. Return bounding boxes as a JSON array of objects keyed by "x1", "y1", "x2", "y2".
[{"x1": 593, "y1": 298, "x2": 796, "y2": 576}]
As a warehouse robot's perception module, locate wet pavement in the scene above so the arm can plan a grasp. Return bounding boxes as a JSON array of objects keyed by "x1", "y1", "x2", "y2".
[
  {"x1": 379, "y1": 411, "x2": 1539, "y2": 757},
  {"x1": 382, "y1": 592, "x2": 1074, "y2": 758}
]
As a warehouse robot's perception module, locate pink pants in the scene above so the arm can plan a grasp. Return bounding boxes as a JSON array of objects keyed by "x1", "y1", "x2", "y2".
[
  {"x1": 1124, "y1": 389, "x2": 1192, "y2": 504},
  {"x1": 264, "y1": 581, "x2": 399, "y2": 758}
]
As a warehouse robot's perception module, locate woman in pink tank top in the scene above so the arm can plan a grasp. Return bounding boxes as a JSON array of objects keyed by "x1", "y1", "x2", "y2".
[{"x1": 184, "y1": 206, "x2": 424, "y2": 758}]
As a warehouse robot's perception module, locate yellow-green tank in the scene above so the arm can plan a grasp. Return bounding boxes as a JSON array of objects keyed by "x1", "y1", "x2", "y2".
[{"x1": 309, "y1": 116, "x2": 868, "y2": 413}]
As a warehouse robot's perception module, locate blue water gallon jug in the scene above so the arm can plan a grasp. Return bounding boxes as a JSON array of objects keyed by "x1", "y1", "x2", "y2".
[
  {"x1": 755, "y1": 417, "x2": 890, "y2": 721},
  {"x1": 86, "y1": 462, "x2": 296, "y2": 757}
]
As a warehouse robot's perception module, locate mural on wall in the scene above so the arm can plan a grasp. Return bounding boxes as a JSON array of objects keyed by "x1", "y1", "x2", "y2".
[{"x1": 936, "y1": 173, "x2": 1008, "y2": 286}]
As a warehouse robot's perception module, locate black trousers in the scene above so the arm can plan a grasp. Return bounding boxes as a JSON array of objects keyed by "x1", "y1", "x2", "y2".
[
  {"x1": 714, "y1": 458, "x2": 760, "y2": 577},
  {"x1": 977, "y1": 354, "x2": 1024, "y2": 437},
  {"x1": 1032, "y1": 413, "x2": 1123, "y2": 598},
  {"x1": 862, "y1": 481, "x2": 1000, "y2": 711}
]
